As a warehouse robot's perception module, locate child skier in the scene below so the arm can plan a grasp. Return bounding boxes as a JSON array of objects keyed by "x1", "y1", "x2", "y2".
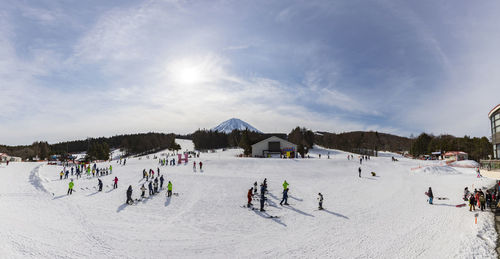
[
  {"x1": 427, "y1": 187, "x2": 433, "y2": 204},
  {"x1": 358, "y1": 167, "x2": 361, "y2": 178},
  {"x1": 280, "y1": 188, "x2": 289, "y2": 206},
  {"x1": 247, "y1": 188, "x2": 253, "y2": 207},
  {"x1": 160, "y1": 175, "x2": 164, "y2": 189},
  {"x1": 148, "y1": 181, "x2": 153, "y2": 196},
  {"x1": 67, "y1": 180, "x2": 74, "y2": 195},
  {"x1": 260, "y1": 184, "x2": 266, "y2": 212},
  {"x1": 140, "y1": 184, "x2": 146, "y2": 198},
  {"x1": 98, "y1": 179, "x2": 103, "y2": 191},
  {"x1": 113, "y1": 177, "x2": 118, "y2": 189},
  {"x1": 318, "y1": 193, "x2": 324, "y2": 210},
  {"x1": 282, "y1": 180, "x2": 289, "y2": 190},
  {"x1": 167, "y1": 181, "x2": 173, "y2": 197},
  {"x1": 469, "y1": 194, "x2": 476, "y2": 211}
]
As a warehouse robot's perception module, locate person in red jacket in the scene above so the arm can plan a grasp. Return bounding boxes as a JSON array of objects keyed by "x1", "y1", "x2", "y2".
[
  {"x1": 199, "y1": 161, "x2": 203, "y2": 171},
  {"x1": 113, "y1": 177, "x2": 118, "y2": 189},
  {"x1": 247, "y1": 188, "x2": 253, "y2": 207}
]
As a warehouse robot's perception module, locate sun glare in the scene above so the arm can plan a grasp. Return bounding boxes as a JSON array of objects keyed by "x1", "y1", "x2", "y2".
[{"x1": 169, "y1": 59, "x2": 207, "y2": 85}]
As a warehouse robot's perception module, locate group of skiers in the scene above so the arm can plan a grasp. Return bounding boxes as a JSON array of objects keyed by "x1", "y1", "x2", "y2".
[
  {"x1": 59, "y1": 163, "x2": 113, "y2": 180},
  {"x1": 129, "y1": 179, "x2": 172, "y2": 204},
  {"x1": 464, "y1": 187, "x2": 495, "y2": 211},
  {"x1": 192, "y1": 161, "x2": 203, "y2": 172},
  {"x1": 246, "y1": 179, "x2": 324, "y2": 211},
  {"x1": 117, "y1": 158, "x2": 127, "y2": 165}
]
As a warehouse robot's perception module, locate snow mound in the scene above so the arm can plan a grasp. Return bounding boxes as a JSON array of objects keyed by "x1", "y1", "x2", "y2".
[
  {"x1": 450, "y1": 160, "x2": 479, "y2": 168},
  {"x1": 212, "y1": 118, "x2": 262, "y2": 133},
  {"x1": 414, "y1": 165, "x2": 462, "y2": 175}
]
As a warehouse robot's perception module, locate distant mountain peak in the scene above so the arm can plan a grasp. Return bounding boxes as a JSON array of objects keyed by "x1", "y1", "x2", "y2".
[{"x1": 212, "y1": 118, "x2": 262, "y2": 133}]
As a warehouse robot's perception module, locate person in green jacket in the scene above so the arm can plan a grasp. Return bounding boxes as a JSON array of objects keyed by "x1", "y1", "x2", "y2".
[
  {"x1": 109, "y1": 165, "x2": 113, "y2": 174},
  {"x1": 283, "y1": 180, "x2": 289, "y2": 190},
  {"x1": 68, "y1": 180, "x2": 74, "y2": 195},
  {"x1": 167, "y1": 181, "x2": 172, "y2": 197}
]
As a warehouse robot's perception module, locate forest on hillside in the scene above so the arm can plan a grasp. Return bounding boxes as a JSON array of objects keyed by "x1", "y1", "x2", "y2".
[{"x1": 0, "y1": 133, "x2": 178, "y2": 161}]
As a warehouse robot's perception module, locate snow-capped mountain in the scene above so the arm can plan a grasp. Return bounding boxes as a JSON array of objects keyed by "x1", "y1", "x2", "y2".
[{"x1": 212, "y1": 118, "x2": 262, "y2": 133}]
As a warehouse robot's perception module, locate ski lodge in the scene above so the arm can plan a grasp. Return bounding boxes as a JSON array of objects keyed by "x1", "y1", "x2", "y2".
[
  {"x1": 251, "y1": 136, "x2": 297, "y2": 158},
  {"x1": 0, "y1": 153, "x2": 22, "y2": 162},
  {"x1": 443, "y1": 151, "x2": 468, "y2": 162}
]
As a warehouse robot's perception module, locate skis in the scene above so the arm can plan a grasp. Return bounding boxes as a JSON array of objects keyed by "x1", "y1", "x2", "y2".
[{"x1": 456, "y1": 203, "x2": 467, "y2": 207}]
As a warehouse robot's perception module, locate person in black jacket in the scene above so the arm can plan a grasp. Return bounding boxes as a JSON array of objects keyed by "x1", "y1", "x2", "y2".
[
  {"x1": 486, "y1": 190, "x2": 492, "y2": 208},
  {"x1": 148, "y1": 181, "x2": 153, "y2": 196},
  {"x1": 98, "y1": 179, "x2": 103, "y2": 191},
  {"x1": 427, "y1": 187, "x2": 433, "y2": 204},
  {"x1": 126, "y1": 185, "x2": 133, "y2": 205},
  {"x1": 469, "y1": 194, "x2": 476, "y2": 211},
  {"x1": 260, "y1": 184, "x2": 266, "y2": 212}
]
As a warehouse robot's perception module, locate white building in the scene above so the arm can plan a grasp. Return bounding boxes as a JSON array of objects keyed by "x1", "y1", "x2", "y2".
[
  {"x1": 0, "y1": 153, "x2": 22, "y2": 162},
  {"x1": 251, "y1": 136, "x2": 297, "y2": 158}
]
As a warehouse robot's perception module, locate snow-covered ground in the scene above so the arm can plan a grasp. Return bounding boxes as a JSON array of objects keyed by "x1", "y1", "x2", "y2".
[{"x1": 0, "y1": 140, "x2": 497, "y2": 258}]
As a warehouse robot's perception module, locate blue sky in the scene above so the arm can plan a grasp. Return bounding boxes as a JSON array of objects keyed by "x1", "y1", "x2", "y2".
[{"x1": 1, "y1": 0, "x2": 500, "y2": 145}]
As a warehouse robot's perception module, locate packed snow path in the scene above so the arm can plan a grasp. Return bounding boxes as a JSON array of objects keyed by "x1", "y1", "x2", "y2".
[{"x1": 0, "y1": 142, "x2": 497, "y2": 258}]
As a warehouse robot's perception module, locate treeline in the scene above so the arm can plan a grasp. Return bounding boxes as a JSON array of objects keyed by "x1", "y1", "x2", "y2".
[
  {"x1": 314, "y1": 131, "x2": 411, "y2": 155},
  {"x1": 1, "y1": 133, "x2": 177, "y2": 161},
  {"x1": 190, "y1": 129, "x2": 287, "y2": 152},
  {"x1": 190, "y1": 127, "x2": 315, "y2": 157},
  {"x1": 410, "y1": 133, "x2": 492, "y2": 161}
]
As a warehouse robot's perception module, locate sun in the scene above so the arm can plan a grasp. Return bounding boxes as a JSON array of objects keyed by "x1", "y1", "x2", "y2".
[
  {"x1": 177, "y1": 66, "x2": 204, "y2": 85},
  {"x1": 169, "y1": 59, "x2": 207, "y2": 85}
]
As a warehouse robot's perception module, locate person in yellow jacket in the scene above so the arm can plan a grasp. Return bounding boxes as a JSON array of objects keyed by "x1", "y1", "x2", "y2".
[
  {"x1": 109, "y1": 165, "x2": 113, "y2": 174},
  {"x1": 283, "y1": 180, "x2": 289, "y2": 190},
  {"x1": 60, "y1": 171, "x2": 64, "y2": 180},
  {"x1": 67, "y1": 180, "x2": 74, "y2": 195},
  {"x1": 167, "y1": 181, "x2": 173, "y2": 197}
]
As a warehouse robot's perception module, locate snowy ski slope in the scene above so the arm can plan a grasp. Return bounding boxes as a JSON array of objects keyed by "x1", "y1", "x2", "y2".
[{"x1": 0, "y1": 139, "x2": 497, "y2": 258}]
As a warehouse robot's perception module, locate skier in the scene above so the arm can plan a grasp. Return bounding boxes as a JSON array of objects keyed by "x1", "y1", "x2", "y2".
[
  {"x1": 167, "y1": 181, "x2": 172, "y2": 197},
  {"x1": 479, "y1": 194, "x2": 486, "y2": 211},
  {"x1": 358, "y1": 167, "x2": 361, "y2": 178},
  {"x1": 193, "y1": 161, "x2": 196, "y2": 171},
  {"x1": 98, "y1": 179, "x2": 103, "y2": 191},
  {"x1": 140, "y1": 184, "x2": 146, "y2": 198},
  {"x1": 113, "y1": 177, "x2": 118, "y2": 189},
  {"x1": 160, "y1": 175, "x2": 165, "y2": 189},
  {"x1": 260, "y1": 184, "x2": 266, "y2": 211},
  {"x1": 282, "y1": 180, "x2": 289, "y2": 190},
  {"x1": 60, "y1": 171, "x2": 64, "y2": 180},
  {"x1": 199, "y1": 161, "x2": 203, "y2": 171},
  {"x1": 71, "y1": 167, "x2": 74, "y2": 176},
  {"x1": 280, "y1": 188, "x2": 289, "y2": 206},
  {"x1": 469, "y1": 193, "x2": 476, "y2": 211},
  {"x1": 153, "y1": 178, "x2": 159, "y2": 193},
  {"x1": 427, "y1": 187, "x2": 433, "y2": 204},
  {"x1": 109, "y1": 165, "x2": 113, "y2": 174},
  {"x1": 360, "y1": 157, "x2": 362, "y2": 165},
  {"x1": 126, "y1": 185, "x2": 133, "y2": 205},
  {"x1": 318, "y1": 193, "x2": 324, "y2": 210},
  {"x1": 486, "y1": 190, "x2": 492, "y2": 208},
  {"x1": 253, "y1": 181, "x2": 258, "y2": 195},
  {"x1": 463, "y1": 187, "x2": 470, "y2": 201},
  {"x1": 247, "y1": 188, "x2": 253, "y2": 207},
  {"x1": 148, "y1": 181, "x2": 153, "y2": 196},
  {"x1": 67, "y1": 180, "x2": 74, "y2": 195}
]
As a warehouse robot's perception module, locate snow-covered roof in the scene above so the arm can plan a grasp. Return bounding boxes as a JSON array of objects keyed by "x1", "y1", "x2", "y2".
[
  {"x1": 488, "y1": 104, "x2": 500, "y2": 118},
  {"x1": 251, "y1": 136, "x2": 297, "y2": 148},
  {"x1": 444, "y1": 151, "x2": 467, "y2": 155}
]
